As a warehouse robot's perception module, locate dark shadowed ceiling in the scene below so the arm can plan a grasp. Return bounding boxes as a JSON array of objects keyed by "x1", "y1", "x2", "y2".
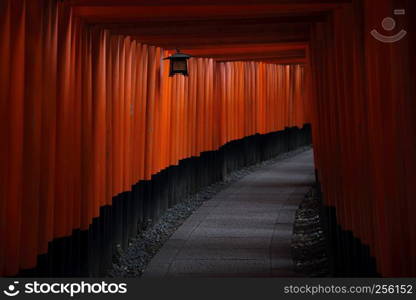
[{"x1": 68, "y1": 0, "x2": 349, "y2": 63}]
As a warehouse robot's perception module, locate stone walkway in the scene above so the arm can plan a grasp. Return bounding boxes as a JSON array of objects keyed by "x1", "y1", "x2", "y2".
[{"x1": 143, "y1": 150, "x2": 315, "y2": 277}]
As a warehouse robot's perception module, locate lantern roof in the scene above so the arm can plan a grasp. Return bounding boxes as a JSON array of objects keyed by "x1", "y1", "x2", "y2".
[{"x1": 163, "y1": 50, "x2": 192, "y2": 60}]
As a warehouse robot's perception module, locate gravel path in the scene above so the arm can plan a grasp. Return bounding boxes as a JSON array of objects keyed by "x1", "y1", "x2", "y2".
[
  {"x1": 291, "y1": 186, "x2": 329, "y2": 276},
  {"x1": 109, "y1": 146, "x2": 312, "y2": 277}
]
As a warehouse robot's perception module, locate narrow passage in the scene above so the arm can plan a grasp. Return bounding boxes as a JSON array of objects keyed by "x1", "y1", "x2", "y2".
[{"x1": 143, "y1": 150, "x2": 315, "y2": 277}]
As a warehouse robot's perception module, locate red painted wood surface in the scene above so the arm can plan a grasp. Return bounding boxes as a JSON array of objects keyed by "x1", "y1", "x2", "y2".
[
  {"x1": 0, "y1": 0, "x2": 310, "y2": 276},
  {"x1": 309, "y1": 0, "x2": 415, "y2": 277},
  {"x1": 0, "y1": 0, "x2": 415, "y2": 277}
]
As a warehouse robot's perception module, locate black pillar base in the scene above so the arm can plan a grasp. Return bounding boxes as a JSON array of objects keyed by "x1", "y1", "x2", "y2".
[
  {"x1": 18, "y1": 125, "x2": 312, "y2": 277},
  {"x1": 320, "y1": 204, "x2": 380, "y2": 277}
]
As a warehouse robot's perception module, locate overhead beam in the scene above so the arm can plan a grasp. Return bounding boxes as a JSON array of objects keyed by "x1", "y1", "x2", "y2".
[
  {"x1": 129, "y1": 37, "x2": 309, "y2": 50},
  {"x1": 183, "y1": 43, "x2": 307, "y2": 55},
  {"x1": 93, "y1": 15, "x2": 326, "y2": 30},
  {"x1": 187, "y1": 50, "x2": 305, "y2": 59},
  {"x1": 211, "y1": 52, "x2": 305, "y2": 60},
  {"x1": 106, "y1": 22, "x2": 311, "y2": 37},
  {"x1": 159, "y1": 41, "x2": 309, "y2": 50},
  {"x1": 68, "y1": 0, "x2": 350, "y2": 7},
  {"x1": 216, "y1": 57, "x2": 307, "y2": 64},
  {"x1": 73, "y1": 4, "x2": 339, "y2": 22}
]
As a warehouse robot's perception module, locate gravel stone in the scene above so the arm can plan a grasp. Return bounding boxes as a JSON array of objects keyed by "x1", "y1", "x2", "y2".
[{"x1": 291, "y1": 186, "x2": 329, "y2": 277}]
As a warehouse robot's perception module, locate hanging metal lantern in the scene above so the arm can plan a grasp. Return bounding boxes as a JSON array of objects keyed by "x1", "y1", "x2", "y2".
[{"x1": 163, "y1": 49, "x2": 191, "y2": 77}]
